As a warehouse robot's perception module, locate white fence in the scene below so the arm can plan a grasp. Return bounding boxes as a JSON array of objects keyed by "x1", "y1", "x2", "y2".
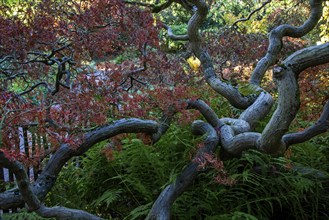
[{"x1": 0, "y1": 127, "x2": 50, "y2": 214}]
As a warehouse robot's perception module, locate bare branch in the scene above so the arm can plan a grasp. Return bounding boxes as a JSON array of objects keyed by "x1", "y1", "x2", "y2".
[
  {"x1": 258, "y1": 43, "x2": 329, "y2": 154},
  {"x1": 18, "y1": 82, "x2": 51, "y2": 96},
  {"x1": 220, "y1": 118, "x2": 250, "y2": 134},
  {"x1": 35, "y1": 206, "x2": 103, "y2": 220},
  {"x1": 283, "y1": 100, "x2": 329, "y2": 146},
  {"x1": 232, "y1": 0, "x2": 272, "y2": 28},
  {"x1": 52, "y1": 57, "x2": 73, "y2": 95},
  {"x1": 0, "y1": 152, "x2": 42, "y2": 212},
  {"x1": 120, "y1": 43, "x2": 148, "y2": 90},
  {"x1": 250, "y1": 0, "x2": 324, "y2": 85},
  {"x1": 258, "y1": 66, "x2": 299, "y2": 155},
  {"x1": 152, "y1": 99, "x2": 222, "y2": 143},
  {"x1": 220, "y1": 125, "x2": 261, "y2": 155},
  {"x1": 152, "y1": 0, "x2": 174, "y2": 13},
  {"x1": 162, "y1": 24, "x2": 189, "y2": 41},
  {"x1": 186, "y1": 0, "x2": 258, "y2": 109},
  {"x1": 239, "y1": 91, "x2": 273, "y2": 130},
  {"x1": 126, "y1": 76, "x2": 147, "y2": 91},
  {"x1": 0, "y1": 151, "x2": 103, "y2": 220},
  {"x1": 219, "y1": 43, "x2": 329, "y2": 156},
  {"x1": 0, "y1": 118, "x2": 159, "y2": 210},
  {"x1": 187, "y1": 99, "x2": 223, "y2": 127},
  {"x1": 283, "y1": 43, "x2": 329, "y2": 74}
]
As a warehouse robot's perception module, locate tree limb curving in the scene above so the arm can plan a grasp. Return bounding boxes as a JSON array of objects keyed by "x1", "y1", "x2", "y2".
[
  {"x1": 250, "y1": 0, "x2": 324, "y2": 85},
  {"x1": 283, "y1": 100, "x2": 329, "y2": 146},
  {"x1": 146, "y1": 120, "x2": 218, "y2": 220},
  {"x1": 0, "y1": 151, "x2": 103, "y2": 220},
  {"x1": 0, "y1": 118, "x2": 158, "y2": 210},
  {"x1": 162, "y1": 24, "x2": 189, "y2": 41},
  {"x1": 259, "y1": 43, "x2": 329, "y2": 154},
  {"x1": 187, "y1": 0, "x2": 256, "y2": 109}
]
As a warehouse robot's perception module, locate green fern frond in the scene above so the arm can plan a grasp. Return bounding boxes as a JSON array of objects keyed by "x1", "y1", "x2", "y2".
[
  {"x1": 91, "y1": 189, "x2": 123, "y2": 208},
  {"x1": 125, "y1": 202, "x2": 153, "y2": 220}
]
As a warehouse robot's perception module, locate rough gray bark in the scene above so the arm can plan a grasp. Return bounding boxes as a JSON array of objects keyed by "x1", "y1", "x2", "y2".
[
  {"x1": 148, "y1": 0, "x2": 329, "y2": 218},
  {"x1": 183, "y1": 0, "x2": 329, "y2": 156},
  {"x1": 250, "y1": 0, "x2": 324, "y2": 85},
  {"x1": 259, "y1": 43, "x2": 329, "y2": 154}
]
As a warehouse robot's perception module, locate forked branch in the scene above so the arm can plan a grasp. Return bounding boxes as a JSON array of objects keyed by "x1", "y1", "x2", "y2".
[{"x1": 250, "y1": 0, "x2": 324, "y2": 85}]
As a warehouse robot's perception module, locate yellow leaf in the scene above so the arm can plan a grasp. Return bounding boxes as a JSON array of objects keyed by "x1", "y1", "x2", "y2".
[{"x1": 187, "y1": 56, "x2": 201, "y2": 71}]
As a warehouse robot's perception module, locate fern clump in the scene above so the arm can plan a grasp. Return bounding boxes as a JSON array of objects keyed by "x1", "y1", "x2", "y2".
[
  {"x1": 170, "y1": 149, "x2": 328, "y2": 220},
  {"x1": 46, "y1": 126, "x2": 329, "y2": 219}
]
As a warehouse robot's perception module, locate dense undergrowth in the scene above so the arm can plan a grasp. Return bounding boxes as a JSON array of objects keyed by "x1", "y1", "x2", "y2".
[{"x1": 41, "y1": 124, "x2": 329, "y2": 220}]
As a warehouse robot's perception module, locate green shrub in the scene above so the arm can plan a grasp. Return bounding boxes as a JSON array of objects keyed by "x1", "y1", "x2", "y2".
[{"x1": 47, "y1": 123, "x2": 329, "y2": 219}]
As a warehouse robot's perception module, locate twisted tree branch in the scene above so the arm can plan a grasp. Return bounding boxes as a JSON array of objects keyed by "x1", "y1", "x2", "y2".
[
  {"x1": 186, "y1": 0, "x2": 258, "y2": 109},
  {"x1": 250, "y1": 0, "x2": 324, "y2": 85},
  {"x1": 162, "y1": 24, "x2": 189, "y2": 41},
  {"x1": 0, "y1": 119, "x2": 158, "y2": 210},
  {"x1": 147, "y1": 120, "x2": 218, "y2": 219},
  {"x1": 283, "y1": 100, "x2": 329, "y2": 146},
  {"x1": 0, "y1": 151, "x2": 103, "y2": 220},
  {"x1": 232, "y1": 0, "x2": 272, "y2": 28}
]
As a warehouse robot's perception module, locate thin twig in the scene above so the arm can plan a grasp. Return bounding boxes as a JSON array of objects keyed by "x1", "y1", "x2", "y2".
[
  {"x1": 19, "y1": 82, "x2": 51, "y2": 96},
  {"x1": 232, "y1": 0, "x2": 271, "y2": 28}
]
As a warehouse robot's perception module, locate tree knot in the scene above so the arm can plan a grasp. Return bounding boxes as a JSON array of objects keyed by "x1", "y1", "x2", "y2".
[{"x1": 273, "y1": 65, "x2": 286, "y2": 79}]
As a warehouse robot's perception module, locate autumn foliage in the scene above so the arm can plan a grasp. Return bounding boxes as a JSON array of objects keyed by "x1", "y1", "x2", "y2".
[
  {"x1": 0, "y1": 0, "x2": 188, "y2": 155},
  {"x1": 0, "y1": 0, "x2": 329, "y2": 219}
]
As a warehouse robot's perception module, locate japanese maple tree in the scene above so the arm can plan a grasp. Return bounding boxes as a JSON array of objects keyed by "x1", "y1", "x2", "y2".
[{"x1": 0, "y1": 0, "x2": 328, "y2": 219}]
